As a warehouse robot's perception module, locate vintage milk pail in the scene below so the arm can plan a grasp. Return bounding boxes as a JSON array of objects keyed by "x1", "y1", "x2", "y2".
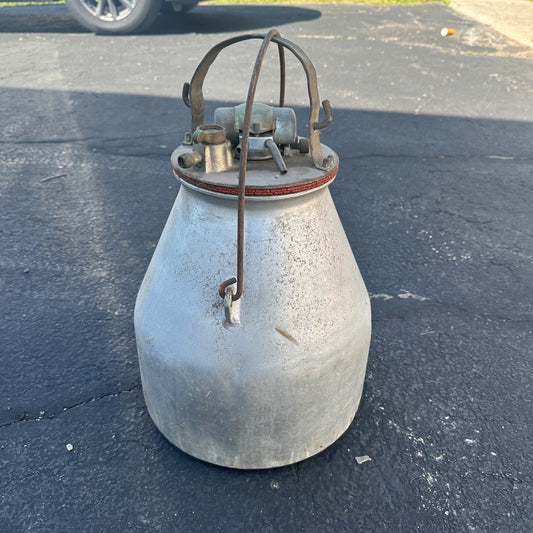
[{"x1": 134, "y1": 30, "x2": 371, "y2": 468}]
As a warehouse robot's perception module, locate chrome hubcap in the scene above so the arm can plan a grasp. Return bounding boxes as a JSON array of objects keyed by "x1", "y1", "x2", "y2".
[{"x1": 80, "y1": 0, "x2": 136, "y2": 22}]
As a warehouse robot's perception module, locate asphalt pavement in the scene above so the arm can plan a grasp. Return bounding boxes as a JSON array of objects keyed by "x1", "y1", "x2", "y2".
[{"x1": 1, "y1": 3, "x2": 532, "y2": 532}]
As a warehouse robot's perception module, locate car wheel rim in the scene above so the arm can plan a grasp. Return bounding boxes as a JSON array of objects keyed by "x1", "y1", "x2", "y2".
[{"x1": 80, "y1": 0, "x2": 136, "y2": 22}]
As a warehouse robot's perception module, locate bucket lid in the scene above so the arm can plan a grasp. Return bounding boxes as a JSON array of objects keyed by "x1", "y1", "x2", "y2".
[{"x1": 171, "y1": 142, "x2": 338, "y2": 197}]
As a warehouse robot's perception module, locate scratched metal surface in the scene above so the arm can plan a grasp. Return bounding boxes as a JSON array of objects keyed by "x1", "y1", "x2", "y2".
[{"x1": 0, "y1": 3, "x2": 532, "y2": 531}]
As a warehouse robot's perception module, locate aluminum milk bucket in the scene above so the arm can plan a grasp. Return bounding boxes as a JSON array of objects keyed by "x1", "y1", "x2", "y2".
[{"x1": 134, "y1": 31, "x2": 371, "y2": 469}]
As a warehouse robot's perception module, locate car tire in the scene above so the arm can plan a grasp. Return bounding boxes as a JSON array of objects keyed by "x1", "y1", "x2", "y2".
[{"x1": 65, "y1": 0, "x2": 164, "y2": 35}]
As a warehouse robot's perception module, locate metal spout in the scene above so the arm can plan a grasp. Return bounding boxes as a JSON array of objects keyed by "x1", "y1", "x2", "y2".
[{"x1": 178, "y1": 151, "x2": 203, "y2": 169}]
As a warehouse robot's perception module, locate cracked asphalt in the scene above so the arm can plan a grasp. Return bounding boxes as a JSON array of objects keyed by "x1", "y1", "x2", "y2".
[{"x1": 1, "y1": 3, "x2": 532, "y2": 531}]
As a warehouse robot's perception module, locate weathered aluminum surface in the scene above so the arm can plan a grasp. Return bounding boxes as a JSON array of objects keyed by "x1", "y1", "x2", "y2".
[
  {"x1": 136, "y1": 30, "x2": 371, "y2": 469},
  {"x1": 134, "y1": 184, "x2": 371, "y2": 469}
]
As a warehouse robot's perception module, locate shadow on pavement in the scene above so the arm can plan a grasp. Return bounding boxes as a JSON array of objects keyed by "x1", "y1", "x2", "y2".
[
  {"x1": 1, "y1": 87, "x2": 532, "y2": 531},
  {"x1": 0, "y1": 4, "x2": 322, "y2": 34}
]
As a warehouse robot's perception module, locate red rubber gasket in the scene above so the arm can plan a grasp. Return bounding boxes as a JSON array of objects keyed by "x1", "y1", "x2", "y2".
[{"x1": 172, "y1": 167, "x2": 338, "y2": 196}]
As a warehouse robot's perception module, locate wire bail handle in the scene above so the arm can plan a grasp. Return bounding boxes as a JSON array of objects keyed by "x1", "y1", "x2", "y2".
[{"x1": 182, "y1": 30, "x2": 333, "y2": 302}]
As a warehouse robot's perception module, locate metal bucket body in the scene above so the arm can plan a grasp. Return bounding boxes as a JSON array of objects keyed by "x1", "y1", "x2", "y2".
[{"x1": 134, "y1": 182, "x2": 371, "y2": 469}]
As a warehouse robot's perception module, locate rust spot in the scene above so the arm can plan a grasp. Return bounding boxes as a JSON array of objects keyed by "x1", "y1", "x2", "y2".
[{"x1": 275, "y1": 327, "x2": 299, "y2": 346}]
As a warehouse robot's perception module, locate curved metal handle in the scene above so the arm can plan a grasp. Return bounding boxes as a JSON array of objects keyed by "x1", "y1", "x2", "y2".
[
  {"x1": 183, "y1": 31, "x2": 332, "y2": 171},
  {"x1": 183, "y1": 31, "x2": 333, "y2": 303}
]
